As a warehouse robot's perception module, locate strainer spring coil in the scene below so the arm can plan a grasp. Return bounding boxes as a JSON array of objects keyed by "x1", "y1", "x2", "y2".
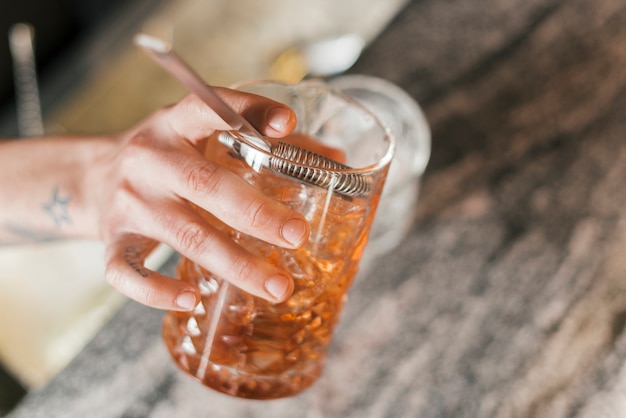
[{"x1": 271, "y1": 142, "x2": 371, "y2": 197}]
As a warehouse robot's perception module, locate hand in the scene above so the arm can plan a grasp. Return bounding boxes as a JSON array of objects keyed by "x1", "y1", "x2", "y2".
[{"x1": 90, "y1": 88, "x2": 310, "y2": 311}]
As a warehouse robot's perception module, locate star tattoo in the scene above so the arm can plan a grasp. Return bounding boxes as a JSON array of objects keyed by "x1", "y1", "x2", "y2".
[{"x1": 42, "y1": 187, "x2": 72, "y2": 226}]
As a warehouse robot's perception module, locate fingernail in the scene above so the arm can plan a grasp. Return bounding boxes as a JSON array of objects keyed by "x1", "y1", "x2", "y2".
[
  {"x1": 265, "y1": 274, "x2": 291, "y2": 300},
  {"x1": 176, "y1": 291, "x2": 198, "y2": 310},
  {"x1": 281, "y1": 218, "x2": 308, "y2": 247},
  {"x1": 267, "y1": 107, "x2": 293, "y2": 132}
]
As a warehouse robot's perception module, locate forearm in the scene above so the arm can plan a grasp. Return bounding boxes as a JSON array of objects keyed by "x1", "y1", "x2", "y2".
[{"x1": 0, "y1": 135, "x2": 115, "y2": 245}]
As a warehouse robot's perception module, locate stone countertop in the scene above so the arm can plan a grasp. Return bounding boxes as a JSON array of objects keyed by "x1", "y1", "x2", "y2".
[{"x1": 9, "y1": 0, "x2": 626, "y2": 417}]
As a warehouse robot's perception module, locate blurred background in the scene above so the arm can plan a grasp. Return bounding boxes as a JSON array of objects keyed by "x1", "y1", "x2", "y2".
[
  {"x1": 0, "y1": 0, "x2": 406, "y2": 414},
  {"x1": 0, "y1": 0, "x2": 161, "y2": 137},
  {"x1": 0, "y1": 0, "x2": 127, "y2": 108}
]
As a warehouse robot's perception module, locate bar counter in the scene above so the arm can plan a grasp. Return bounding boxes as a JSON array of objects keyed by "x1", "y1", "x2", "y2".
[{"x1": 9, "y1": 0, "x2": 626, "y2": 416}]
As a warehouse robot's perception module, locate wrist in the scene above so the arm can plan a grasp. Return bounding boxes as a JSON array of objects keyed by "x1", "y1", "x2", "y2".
[{"x1": 77, "y1": 134, "x2": 121, "y2": 240}]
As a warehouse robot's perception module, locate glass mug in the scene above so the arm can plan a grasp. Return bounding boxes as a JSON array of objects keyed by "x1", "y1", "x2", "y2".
[
  {"x1": 162, "y1": 79, "x2": 395, "y2": 399},
  {"x1": 330, "y1": 74, "x2": 431, "y2": 261}
]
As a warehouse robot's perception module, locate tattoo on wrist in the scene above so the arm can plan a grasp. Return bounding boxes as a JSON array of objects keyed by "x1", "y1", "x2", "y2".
[
  {"x1": 43, "y1": 187, "x2": 72, "y2": 226},
  {"x1": 124, "y1": 246, "x2": 150, "y2": 277},
  {"x1": 0, "y1": 187, "x2": 72, "y2": 245}
]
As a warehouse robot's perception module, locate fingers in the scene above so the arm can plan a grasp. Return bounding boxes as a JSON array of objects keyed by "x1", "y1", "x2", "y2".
[
  {"x1": 126, "y1": 139, "x2": 310, "y2": 249},
  {"x1": 167, "y1": 153, "x2": 309, "y2": 249},
  {"x1": 165, "y1": 88, "x2": 296, "y2": 143},
  {"x1": 104, "y1": 235, "x2": 200, "y2": 311},
  {"x1": 104, "y1": 201, "x2": 297, "y2": 310},
  {"x1": 150, "y1": 201, "x2": 296, "y2": 302}
]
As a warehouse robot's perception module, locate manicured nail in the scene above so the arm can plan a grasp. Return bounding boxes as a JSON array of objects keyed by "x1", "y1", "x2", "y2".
[
  {"x1": 176, "y1": 291, "x2": 198, "y2": 310},
  {"x1": 281, "y1": 218, "x2": 308, "y2": 247},
  {"x1": 265, "y1": 274, "x2": 291, "y2": 300},
  {"x1": 267, "y1": 107, "x2": 293, "y2": 132}
]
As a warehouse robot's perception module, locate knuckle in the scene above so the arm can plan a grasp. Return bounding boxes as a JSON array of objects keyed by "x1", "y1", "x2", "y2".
[
  {"x1": 117, "y1": 134, "x2": 151, "y2": 167},
  {"x1": 230, "y1": 253, "x2": 259, "y2": 287},
  {"x1": 109, "y1": 181, "x2": 137, "y2": 209},
  {"x1": 100, "y1": 186, "x2": 145, "y2": 237},
  {"x1": 175, "y1": 221, "x2": 212, "y2": 254},
  {"x1": 245, "y1": 198, "x2": 275, "y2": 230},
  {"x1": 229, "y1": 94, "x2": 250, "y2": 115},
  {"x1": 115, "y1": 131, "x2": 174, "y2": 180},
  {"x1": 184, "y1": 162, "x2": 222, "y2": 196}
]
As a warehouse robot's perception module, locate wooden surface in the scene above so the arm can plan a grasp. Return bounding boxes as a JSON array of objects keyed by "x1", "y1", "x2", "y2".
[{"x1": 10, "y1": 0, "x2": 626, "y2": 417}]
